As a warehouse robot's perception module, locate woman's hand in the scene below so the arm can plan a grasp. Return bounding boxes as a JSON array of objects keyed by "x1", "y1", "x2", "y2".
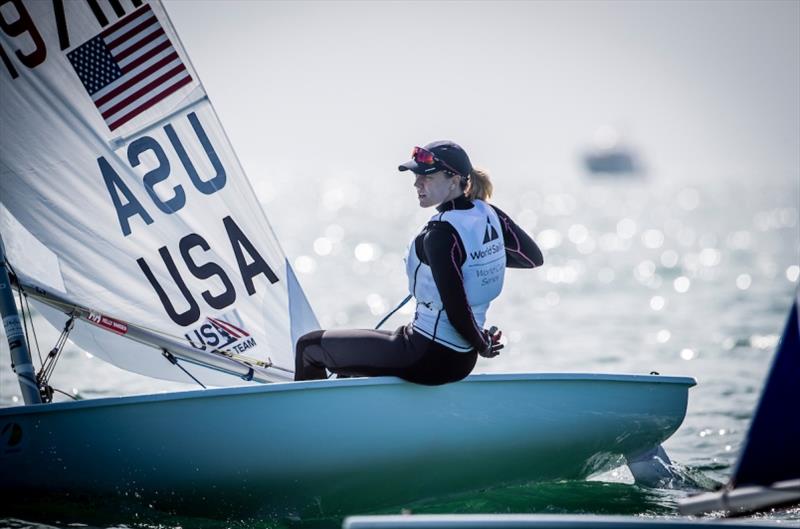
[{"x1": 479, "y1": 326, "x2": 504, "y2": 358}]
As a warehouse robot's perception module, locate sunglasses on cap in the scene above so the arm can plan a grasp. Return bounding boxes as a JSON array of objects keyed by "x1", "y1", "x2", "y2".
[{"x1": 412, "y1": 146, "x2": 463, "y2": 177}]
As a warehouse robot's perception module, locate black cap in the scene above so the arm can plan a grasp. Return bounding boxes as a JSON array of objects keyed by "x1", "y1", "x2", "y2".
[{"x1": 398, "y1": 140, "x2": 473, "y2": 177}]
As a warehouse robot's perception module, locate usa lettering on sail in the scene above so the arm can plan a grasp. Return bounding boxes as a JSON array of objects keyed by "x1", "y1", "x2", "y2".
[
  {"x1": 98, "y1": 111, "x2": 280, "y2": 327},
  {"x1": 99, "y1": 111, "x2": 228, "y2": 236}
]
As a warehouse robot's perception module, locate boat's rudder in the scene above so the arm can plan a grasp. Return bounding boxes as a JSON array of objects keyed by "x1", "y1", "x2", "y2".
[{"x1": 625, "y1": 445, "x2": 683, "y2": 488}]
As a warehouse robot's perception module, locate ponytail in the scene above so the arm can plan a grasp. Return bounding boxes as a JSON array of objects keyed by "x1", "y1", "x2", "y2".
[{"x1": 464, "y1": 167, "x2": 493, "y2": 201}]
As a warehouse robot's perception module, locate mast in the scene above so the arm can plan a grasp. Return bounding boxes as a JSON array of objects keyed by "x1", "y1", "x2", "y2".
[{"x1": 0, "y1": 234, "x2": 42, "y2": 405}]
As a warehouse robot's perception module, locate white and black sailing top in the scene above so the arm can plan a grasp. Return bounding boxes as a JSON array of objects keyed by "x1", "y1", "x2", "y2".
[{"x1": 405, "y1": 196, "x2": 544, "y2": 352}]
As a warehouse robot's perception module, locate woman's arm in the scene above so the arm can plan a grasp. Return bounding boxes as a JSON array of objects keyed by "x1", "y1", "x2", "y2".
[
  {"x1": 490, "y1": 205, "x2": 544, "y2": 268},
  {"x1": 422, "y1": 223, "x2": 490, "y2": 352}
]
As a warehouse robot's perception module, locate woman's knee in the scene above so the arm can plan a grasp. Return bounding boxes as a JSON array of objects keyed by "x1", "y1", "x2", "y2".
[
  {"x1": 295, "y1": 330, "x2": 327, "y2": 381},
  {"x1": 296, "y1": 330, "x2": 325, "y2": 355}
]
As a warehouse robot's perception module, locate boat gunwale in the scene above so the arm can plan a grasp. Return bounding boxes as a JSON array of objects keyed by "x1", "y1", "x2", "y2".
[{"x1": 0, "y1": 372, "x2": 696, "y2": 417}]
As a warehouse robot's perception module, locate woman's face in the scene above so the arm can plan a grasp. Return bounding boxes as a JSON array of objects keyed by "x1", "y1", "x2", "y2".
[{"x1": 413, "y1": 171, "x2": 460, "y2": 208}]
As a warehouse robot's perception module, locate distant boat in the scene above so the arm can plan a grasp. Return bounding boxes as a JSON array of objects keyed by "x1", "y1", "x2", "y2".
[
  {"x1": 584, "y1": 148, "x2": 639, "y2": 174},
  {"x1": 582, "y1": 127, "x2": 643, "y2": 176}
]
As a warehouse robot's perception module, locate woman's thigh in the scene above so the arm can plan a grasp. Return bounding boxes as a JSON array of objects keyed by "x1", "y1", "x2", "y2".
[{"x1": 315, "y1": 326, "x2": 426, "y2": 375}]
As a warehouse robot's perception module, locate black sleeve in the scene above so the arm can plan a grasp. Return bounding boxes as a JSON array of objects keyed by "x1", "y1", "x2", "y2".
[
  {"x1": 421, "y1": 224, "x2": 489, "y2": 352},
  {"x1": 490, "y1": 205, "x2": 544, "y2": 268}
]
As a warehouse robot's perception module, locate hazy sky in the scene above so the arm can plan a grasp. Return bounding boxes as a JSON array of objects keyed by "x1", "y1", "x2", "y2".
[{"x1": 164, "y1": 0, "x2": 799, "y2": 186}]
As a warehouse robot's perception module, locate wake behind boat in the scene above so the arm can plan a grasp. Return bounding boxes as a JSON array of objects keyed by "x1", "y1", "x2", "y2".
[{"x1": 1, "y1": 0, "x2": 694, "y2": 519}]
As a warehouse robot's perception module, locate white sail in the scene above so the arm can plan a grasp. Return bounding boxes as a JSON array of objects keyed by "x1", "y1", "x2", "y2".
[{"x1": 0, "y1": 0, "x2": 318, "y2": 384}]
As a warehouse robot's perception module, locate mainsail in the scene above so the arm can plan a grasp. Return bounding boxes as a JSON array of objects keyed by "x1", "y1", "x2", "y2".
[{"x1": 0, "y1": 0, "x2": 318, "y2": 386}]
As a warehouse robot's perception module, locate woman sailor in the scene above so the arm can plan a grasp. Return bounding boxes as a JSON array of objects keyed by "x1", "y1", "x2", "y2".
[{"x1": 295, "y1": 141, "x2": 543, "y2": 385}]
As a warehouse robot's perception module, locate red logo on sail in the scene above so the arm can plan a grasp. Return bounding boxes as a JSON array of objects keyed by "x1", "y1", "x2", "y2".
[{"x1": 87, "y1": 312, "x2": 129, "y2": 335}]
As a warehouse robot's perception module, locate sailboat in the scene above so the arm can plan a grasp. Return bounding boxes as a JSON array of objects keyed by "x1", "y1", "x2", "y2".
[{"x1": 1, "y1": 0, "x2": 695, "y2": 518}]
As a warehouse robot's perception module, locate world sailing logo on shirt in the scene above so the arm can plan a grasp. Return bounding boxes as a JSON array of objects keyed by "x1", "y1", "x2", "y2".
[
  {"x1": 66, "y1": 4, "x2": 192, "y2": 131},
  {"x1": 482, "y1": 216, "x2": 500, "y2": 244}
]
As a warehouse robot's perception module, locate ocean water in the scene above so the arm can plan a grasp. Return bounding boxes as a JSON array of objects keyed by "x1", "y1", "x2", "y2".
[{"x1": 1, "y1": 169, "x2": 798, "y2": 528}]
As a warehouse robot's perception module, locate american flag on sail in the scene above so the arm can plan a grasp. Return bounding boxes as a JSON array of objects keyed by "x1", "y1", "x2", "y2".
[{"x1": 67, "y1": 4, "x2": 192, "y2": 131}]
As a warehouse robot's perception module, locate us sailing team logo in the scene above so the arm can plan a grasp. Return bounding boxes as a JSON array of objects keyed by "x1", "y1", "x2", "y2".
[{"x1": 185, "y1": 314, "x2": 257, "y2": 355}]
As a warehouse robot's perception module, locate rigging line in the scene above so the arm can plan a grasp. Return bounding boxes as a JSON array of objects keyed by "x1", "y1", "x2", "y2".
[
  {"x1": 22, "y1": 292, "x2": 44, "y2": 368},
  {"x1": 18, "y1": 291, "x2": 34, "y2": 361},
  {"x1": 3, "y1": 261, "x2": 40, "y2": 399},
  {"x1": 39, "y1": 315, "x2": 74, "y2": 390},
  {"x1": 4, "y1": 265, "x2": 77, "y2": 399},
  {"x1": 164, "y1": 352, "x2": 261, "y2": 382},
  {"x1": 3, "y1": 260, "x2": 42, "y2": 366},
  {"x1": 162, "y1": 349, "x2": 206, "y2": 389},
  {"x1": 375, "y1": 294, "x2": 412, "y2": 330},
  {"x1": 50, "y1": 387, "x2": 79, "y2": 401}
]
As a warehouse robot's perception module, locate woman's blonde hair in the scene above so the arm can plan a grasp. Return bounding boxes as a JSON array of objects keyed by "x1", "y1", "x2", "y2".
[{"x1": 464, "y1": 167, "x2": 493, "y2": 201}]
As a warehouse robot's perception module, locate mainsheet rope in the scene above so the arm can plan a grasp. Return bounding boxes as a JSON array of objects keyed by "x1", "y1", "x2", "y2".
[{"x1": 4, "y1": 259, "x2": 77, "y2": 402}]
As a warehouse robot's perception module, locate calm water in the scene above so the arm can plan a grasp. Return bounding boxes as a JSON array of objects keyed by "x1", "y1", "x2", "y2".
[{"x1": 1, "y1": 169, "x2": 798, "y2": 528}]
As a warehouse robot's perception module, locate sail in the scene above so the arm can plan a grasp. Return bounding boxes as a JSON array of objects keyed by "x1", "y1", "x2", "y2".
[
  {"x1": 731, "y1": 289, "x2": 800, "y2": 487},
  {"x1": 0, "y1": 0, "x2": 318, "y2": 384}
]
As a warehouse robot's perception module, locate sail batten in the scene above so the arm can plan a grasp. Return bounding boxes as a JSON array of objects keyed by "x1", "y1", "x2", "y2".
[{"x1": 1, "y1": 0, "x2": 318, "y2": 386}]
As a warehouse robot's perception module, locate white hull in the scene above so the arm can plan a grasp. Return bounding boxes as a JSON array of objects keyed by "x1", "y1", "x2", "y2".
[{"x1": 0, "y1": 373, "x2": 694, "y2": 517}]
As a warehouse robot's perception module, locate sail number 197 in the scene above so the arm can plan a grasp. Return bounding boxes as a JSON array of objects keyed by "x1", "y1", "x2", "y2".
[{"x1": 0, "y1": 0, "x2": 144, "y2": 80}]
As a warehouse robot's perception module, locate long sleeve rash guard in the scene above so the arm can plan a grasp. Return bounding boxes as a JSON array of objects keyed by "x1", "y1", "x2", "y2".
[{"x1": 416, "y1": 196, "x2": 544, "y2": 352}]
